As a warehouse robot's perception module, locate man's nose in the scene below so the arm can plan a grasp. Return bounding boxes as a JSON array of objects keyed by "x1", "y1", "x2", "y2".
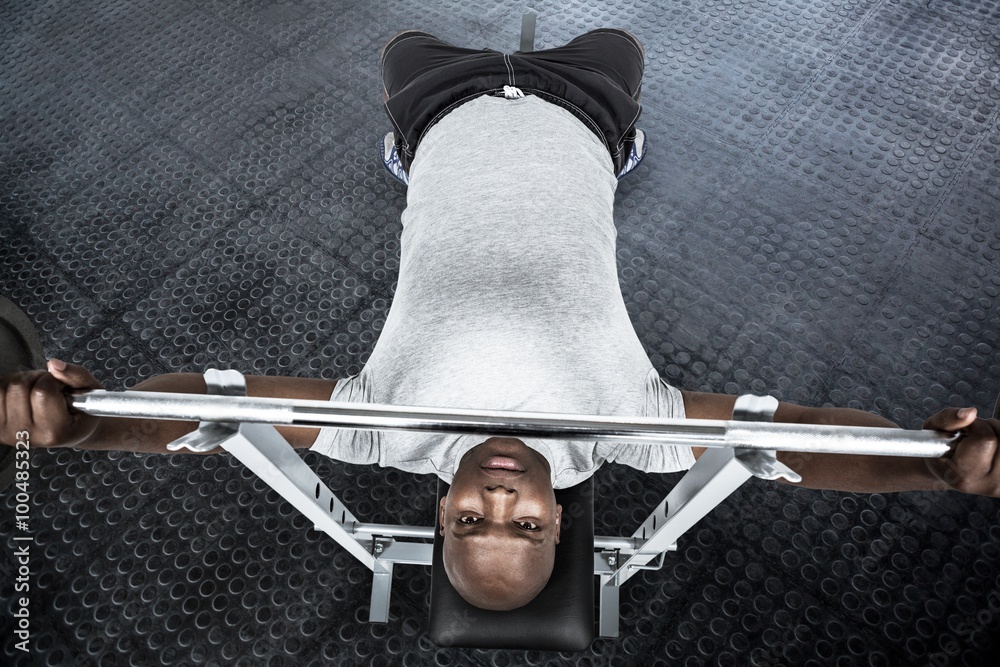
[{"x1": 483, "y1": 484, "x2": 516, "y2": 494}]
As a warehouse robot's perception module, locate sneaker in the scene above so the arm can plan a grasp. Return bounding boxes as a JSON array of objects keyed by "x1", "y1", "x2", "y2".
[
  {"x1": 380, "y1": 132, "x2": 409, "y2": 186},
  {"x1": 617, "y1": 128, "x2": 647, "y2": 180}
]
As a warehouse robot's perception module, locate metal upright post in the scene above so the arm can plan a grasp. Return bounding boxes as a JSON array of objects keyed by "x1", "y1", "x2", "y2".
[
  {"x1": 520, "y1": 13, "x2": 536, "y2": 52},
  {"x1": 598, "y1": 396, "x2": 798, "y2": 637},
  {"x1": 167, "y1": 370, "x2": 408, "y2": 622}
]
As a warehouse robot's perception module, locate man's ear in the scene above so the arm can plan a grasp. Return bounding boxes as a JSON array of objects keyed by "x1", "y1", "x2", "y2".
[
  {"x1": 438, "y1": 495, "x2": 448, "y2": 536},
  {"x1": 554, "y1": 503, "x2": 562, "y2": 545}
]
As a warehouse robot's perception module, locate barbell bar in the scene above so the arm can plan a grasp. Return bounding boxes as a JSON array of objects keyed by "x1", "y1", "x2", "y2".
[{"x1": 68, "y1": 389, "x2": 958, "y2": 458}]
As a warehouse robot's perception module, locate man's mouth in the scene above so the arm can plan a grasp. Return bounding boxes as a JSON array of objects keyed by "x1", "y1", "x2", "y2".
[{"x1": 481, "y1": 456, "x2": 525, "y2": 472}]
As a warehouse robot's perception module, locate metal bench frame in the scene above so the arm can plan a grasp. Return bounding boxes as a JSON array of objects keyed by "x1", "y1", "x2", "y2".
[{"x1": 70, "y1": 369, "x2": 953, "y2": 637}]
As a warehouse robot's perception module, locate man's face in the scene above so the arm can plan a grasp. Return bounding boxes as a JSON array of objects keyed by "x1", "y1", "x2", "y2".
[{"x1": 439, "y1": 437, "x2": 562, "y2": 610}]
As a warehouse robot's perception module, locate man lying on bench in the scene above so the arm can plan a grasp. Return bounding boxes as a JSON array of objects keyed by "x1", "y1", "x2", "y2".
[{"x1": 2, "y1": 29, "x2": 998, "y2": 613}]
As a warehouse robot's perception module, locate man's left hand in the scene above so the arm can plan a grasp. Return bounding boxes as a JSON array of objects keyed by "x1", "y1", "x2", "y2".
[{"x1": 924, "y1": 408, "x2": 1000, "y2": 497}]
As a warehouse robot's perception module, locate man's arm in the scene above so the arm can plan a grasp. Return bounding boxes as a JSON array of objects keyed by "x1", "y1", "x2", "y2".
[
  {"x1": 681, "y1": 391, "x2": 1000, "y2": 496},
  {"x1": 0, "y1": 360, "x2": 338, "y2": 454}
]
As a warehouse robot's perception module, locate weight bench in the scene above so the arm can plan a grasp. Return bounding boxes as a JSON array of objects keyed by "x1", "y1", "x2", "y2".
[{"x1": 71, "y1": 368, "x2": 953, "y2": 649}]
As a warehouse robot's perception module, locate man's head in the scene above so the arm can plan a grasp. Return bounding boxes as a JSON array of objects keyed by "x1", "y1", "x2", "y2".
[{"x1": 439, "y1": 437, "x2": 562, "y2": 611}]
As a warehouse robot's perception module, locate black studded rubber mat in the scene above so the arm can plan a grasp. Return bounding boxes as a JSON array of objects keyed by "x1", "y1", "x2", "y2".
[{"x1": 2, "y1": 1, "x2": 999, "y2": 665}]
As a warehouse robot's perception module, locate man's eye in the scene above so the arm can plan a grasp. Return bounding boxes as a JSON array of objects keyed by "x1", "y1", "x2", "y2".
[
  {"x1": 517, "y1": 521, "x2": 539, "y2": 531},
  {"x1": 458, "y1": 516, "x2": 481, "y2": 525}
]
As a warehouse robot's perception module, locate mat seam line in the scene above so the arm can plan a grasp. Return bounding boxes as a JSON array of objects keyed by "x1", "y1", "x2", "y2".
[{"x1": 918, "y1": 105, "x2": 1000, "y2": 240}]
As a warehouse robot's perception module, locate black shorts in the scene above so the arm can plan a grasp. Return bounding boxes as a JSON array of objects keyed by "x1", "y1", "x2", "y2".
[{"x1": 380, "y1": 29, "x2": 645, "y2": 175}]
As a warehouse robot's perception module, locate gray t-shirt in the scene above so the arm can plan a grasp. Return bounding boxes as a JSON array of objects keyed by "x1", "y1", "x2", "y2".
[{"x1": 311, "y1": 94, "x2": 696, "y2": 487}]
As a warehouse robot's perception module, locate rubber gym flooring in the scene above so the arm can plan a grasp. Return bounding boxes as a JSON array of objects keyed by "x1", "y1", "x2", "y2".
[{"x1": 1, "y1": 1, "x2": 999, "y2": 665}]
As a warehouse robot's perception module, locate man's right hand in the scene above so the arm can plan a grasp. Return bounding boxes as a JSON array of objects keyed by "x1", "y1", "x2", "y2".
[{"x1": 0, "y1": 359, "x2": 104, "y2": 448}]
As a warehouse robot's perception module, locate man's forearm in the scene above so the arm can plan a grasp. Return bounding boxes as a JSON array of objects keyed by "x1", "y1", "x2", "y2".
[
  {"x1": 76, "y1": 373, "x2": 335, "y2": 453},
  {"x1": 774, "y1": 405, "x2": 945, "y2": 494},
  {"x1": 77, "y1": 373, "x2": 211, "y2": 453}
]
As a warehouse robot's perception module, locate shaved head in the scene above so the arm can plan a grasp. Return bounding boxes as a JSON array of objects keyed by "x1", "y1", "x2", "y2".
[{"x1": 443, "y1": 528, "x2": 554, "y2": 610}]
